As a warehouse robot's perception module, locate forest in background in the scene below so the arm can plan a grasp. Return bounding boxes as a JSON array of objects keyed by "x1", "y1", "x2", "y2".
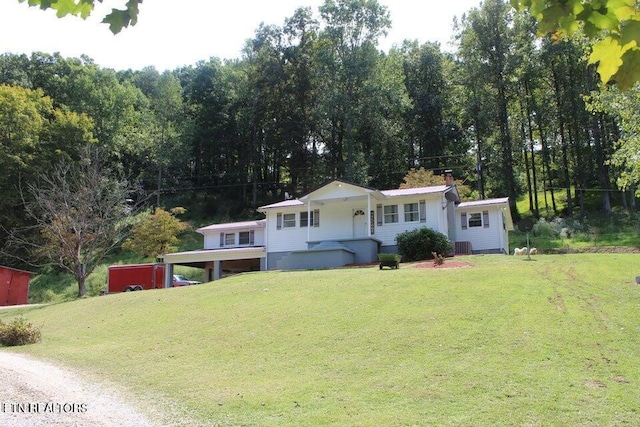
[{"x1": 1, "y1": 0, "x2": 638, "y2": 258}]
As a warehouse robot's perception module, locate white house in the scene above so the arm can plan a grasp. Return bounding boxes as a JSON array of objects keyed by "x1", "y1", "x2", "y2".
[{"x1": 162, "y1": 176, "x2": 513, "y2": 282}]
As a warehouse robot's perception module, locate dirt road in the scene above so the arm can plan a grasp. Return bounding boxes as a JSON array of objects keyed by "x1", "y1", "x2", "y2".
[{"x1": 0, "y1": 352, "x2": 161, "y2": 427}]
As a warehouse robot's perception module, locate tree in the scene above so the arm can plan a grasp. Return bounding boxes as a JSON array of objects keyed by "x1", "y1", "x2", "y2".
[
  {"x1": 0, "y1": 84, "x2": 96, "y2": 260},
  {"x1": 400, "y1": 168, "x2": 448, "y2": 188},
  {"x1": 18, "y1": 0, "x2": 142, "y2": 34},
  {"x1": 316, "y1": 0, "x2": 391, "y2": 183},
  {"x1": 123, "y1": 207, "x2": 191, "y2": 258},
  {"x1": 400, "y1": 167, "x2": 472, "y2": 200},
  {"x1": 587, "y1": 84, "x2": 640, "y2": 198},
  {"x1": 127, "y1": 68, "x2": 188, "y2": 206},
  {"x1": 281, "y1": 7, "x2": 321, "y2": 193},
  {"x1": 511, "y1": 0, "x2": 640, "y2": 89},
  {"x1": 5, "y1": 148, "x2": 144, "y2": 297},
  {"x1": 401, "y1": 41, "x2": 447, "y2": 169},
  {"x1": 456, "y1": 0, "x2": 519, "y2": 218}
]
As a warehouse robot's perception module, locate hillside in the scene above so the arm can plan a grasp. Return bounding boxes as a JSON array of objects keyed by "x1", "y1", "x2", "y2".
[{"x1": 1, "y1": 254, "x2": 640, "y2": 426}]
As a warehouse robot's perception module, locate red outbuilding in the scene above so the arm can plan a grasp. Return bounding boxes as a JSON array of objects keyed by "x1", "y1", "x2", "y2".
[{"x1": 0, "y1": 265, "x2": 33, "y2": 306}]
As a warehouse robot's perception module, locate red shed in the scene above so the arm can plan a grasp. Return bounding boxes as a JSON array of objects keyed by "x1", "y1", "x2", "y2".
[{"x1": 0, "y1": 265, "x2": 33, "y2": 306}]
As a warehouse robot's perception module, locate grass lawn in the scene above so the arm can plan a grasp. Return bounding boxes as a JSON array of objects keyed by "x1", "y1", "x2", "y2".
[{"x1": 2, "y1": 254, "x2": 640, "y2": 426}]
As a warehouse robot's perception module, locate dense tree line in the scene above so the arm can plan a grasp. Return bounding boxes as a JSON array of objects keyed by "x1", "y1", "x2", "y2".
[{"x1": 1, "y1": 0, "x2": 637, "y2": 247}]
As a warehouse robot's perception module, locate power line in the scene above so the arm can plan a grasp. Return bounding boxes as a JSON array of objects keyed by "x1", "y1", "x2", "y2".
[{"x1": 546, "y1": 187, "x2": 632, "y2": 193}]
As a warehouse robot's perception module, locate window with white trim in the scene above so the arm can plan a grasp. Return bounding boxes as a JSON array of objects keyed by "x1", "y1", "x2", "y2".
[
  {"x1": 224, "y1": 233, "x2": 235, "y2": 246},
  {"x1": 282, "y1": 213, "x2": 296, "y2": 228},
  {"x1": 384, "y1": 205, "x2": 399, "y2": 224},
  {"x1": 239, "y1": 231, "x2": 254, "y2": 245},
  {"x1": 300, "y1": 211, "x2": 315, "y2": 227},
  {"x1": 468, "y1": 213, "x2": 482, "y2": 228},
  {"x1": 404, "y1": 203, "x2": 419, "y2": 222}
]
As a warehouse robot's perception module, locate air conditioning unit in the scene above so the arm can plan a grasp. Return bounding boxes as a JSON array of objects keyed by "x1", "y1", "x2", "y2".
[{"x1": 454, "y1": 241, "x2": 472, "y2": 255}]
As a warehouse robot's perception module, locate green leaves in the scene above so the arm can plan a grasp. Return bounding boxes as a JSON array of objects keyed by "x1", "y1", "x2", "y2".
[
  {"x1": 589, "y1": 36, "x2": 625, "y2": 83},
  {"x1": 512, "y1": 0, "x2": 640, "y2": 89},
  {"x1": 17, "y1": 0, "x2": 142, "y2": 34},
  {"x1": 102, "y1": 0, "x2": 141, "y2": 33},
  {"x1": 52, "y1": 0, "x2": 93, "y2": 19},
  {"x1": 614, "y1": 48, "x2": 640, "y2": 89}
]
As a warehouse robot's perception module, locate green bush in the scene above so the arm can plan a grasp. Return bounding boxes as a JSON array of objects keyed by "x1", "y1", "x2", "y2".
[
  {"x1": 396, "y1": 227, "x2": 452, "y2": 262},
  {"x1": 0, "y1": 317, "x2": 42, "y2": 346}
]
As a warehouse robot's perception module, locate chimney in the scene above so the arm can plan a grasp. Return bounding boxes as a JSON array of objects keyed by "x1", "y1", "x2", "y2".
[{"x1": 444, "y1": 170, "x2": 454, "y2": 186}]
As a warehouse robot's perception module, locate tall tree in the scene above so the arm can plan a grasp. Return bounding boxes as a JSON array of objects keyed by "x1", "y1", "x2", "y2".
[
  {"x1": 587, "y1": 84, "x2": 640, "y2": 199},
  {"x1": 401, "y1": 41, "x2": 447, "y2": 170},
  {"x1": 180, "y1": 59, "x2": 233, "y2": 195},
  {"x1": 128, "y1": 68, "x2": 188, "y2": 206},
  {"x1": 0, "y1": 83, "x2": 96, "y2": 265},
  {"x1": 282, "y1": 7, "x2": 321, "y2": 193},
  {"x1": 316, "y1": 0, "x2": 391, "y2": 183},
  {"x1": 456, "y1": 0, "x2": 519, "y2": 217},
  {"x1": 5, "y1": 148, "x2": 145, "y2": 297},
  {"x1": 365, "y1": 47, "x2": 412, "y2": 189}
]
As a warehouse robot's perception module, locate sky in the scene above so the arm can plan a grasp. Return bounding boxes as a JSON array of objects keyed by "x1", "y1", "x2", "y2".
[{"x1": 0, "y1": 0, "x2": 482, "y2": 71}]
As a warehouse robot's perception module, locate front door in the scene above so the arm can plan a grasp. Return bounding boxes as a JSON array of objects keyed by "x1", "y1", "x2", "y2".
[{"x1": 353, "y1": 209, "x2": 367, "y2": 238}]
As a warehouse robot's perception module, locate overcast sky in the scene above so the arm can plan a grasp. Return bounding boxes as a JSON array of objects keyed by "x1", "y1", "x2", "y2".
[{"x1": 0, "y1": 0, "x2": 481, "y2": 71}]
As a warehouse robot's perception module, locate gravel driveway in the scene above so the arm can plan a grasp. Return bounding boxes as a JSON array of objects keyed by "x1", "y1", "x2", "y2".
[{"x1": 0, "y1": 352, "x2": 161, "y2": 427}]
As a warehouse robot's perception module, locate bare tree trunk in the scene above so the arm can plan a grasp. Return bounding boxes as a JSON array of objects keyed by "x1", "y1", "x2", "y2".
[
  {"x1": 535, "y1": 107, "x2": 554, "y2": 216},
  {"x1": 592, "y1": 114, "x2": 612, "y2": 214},
  {"x1": 523, "y1": 128, "x2": 534, "y2": 213},
  {"x1": 77, "y1": 276, "x2": 87, "y2": 298},
  {"x1": 524, "y1": 81, "x2": 540, "y2": 218},
  {"x1": 567, "y1": 126, "x2": 585, "y2": 216},
  {"x1": 474, "y1": 99, "x2": 485, "y2": 200},
  {"x1": 561, "y1": 131, "x2": 573, "y2": 217}
]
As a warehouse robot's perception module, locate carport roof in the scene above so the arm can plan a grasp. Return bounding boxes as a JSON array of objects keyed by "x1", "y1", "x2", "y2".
[
  {"x1": 197, "y1": 220, "x2": 265, "y2": 233},
  {"x1": 161, "y1": 246, "x2": 266, "y2": 266}
]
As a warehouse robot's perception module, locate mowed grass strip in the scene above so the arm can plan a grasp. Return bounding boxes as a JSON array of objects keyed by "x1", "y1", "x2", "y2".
[{"x1": 2, "y1": 254, "x2": 640, "y2": 426}]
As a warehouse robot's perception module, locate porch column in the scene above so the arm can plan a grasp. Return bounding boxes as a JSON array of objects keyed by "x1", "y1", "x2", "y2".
[
  {"x1": 307, "y1": 201, "x2": 311, "y2": 242},
  {"x1": 367, "y1": 194, "x2": 371, "y2": 237},
  {"x1": 204, "y1": 262, "x2": 214, "y2": 282},
  {"x1": 164, "y1": 263, "x2": 174, "y2": 288},
  {"x1": 213, "y1": 260, "x2": 222, "y2": 281}
]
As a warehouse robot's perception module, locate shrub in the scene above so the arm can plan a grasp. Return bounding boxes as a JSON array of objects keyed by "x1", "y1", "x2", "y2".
[
  {"x1": 396, "y1": 227, "x2": 452, "y2": 262},
  {"x1": 0, "y1": 317, "x2": 42, "y2": 346}
]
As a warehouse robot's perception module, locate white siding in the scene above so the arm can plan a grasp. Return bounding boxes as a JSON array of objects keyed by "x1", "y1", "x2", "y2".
[
  {"x1": 202, "y1": 227, "x2": 265, "y2": 250},
  {"x1": 263, "y1": 194, "x2": 450, "y2": 253},
  {"x1": 265, "y1": 201, "x2": 371, "y2": 253},
  {"x1": 304, "y1": 181, "x2": 374, "y2": 201},
  {"x1": 264, "y1": 207, "x2": 311, "y2": 253},
  {"x1": 372, "y1": 194, "x2": 446, "y2": 246},
  {"x1": 456, "y1": 207, "x2": 505, "y2": 252},
  {"x1": 308, "y1": 202, "x2": 367, "y2": 241}
]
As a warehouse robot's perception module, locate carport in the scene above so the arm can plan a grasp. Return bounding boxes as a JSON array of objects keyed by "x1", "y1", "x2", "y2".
[{"x1": 160, "y1": 247, "x2": 266, "y2": 287}]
